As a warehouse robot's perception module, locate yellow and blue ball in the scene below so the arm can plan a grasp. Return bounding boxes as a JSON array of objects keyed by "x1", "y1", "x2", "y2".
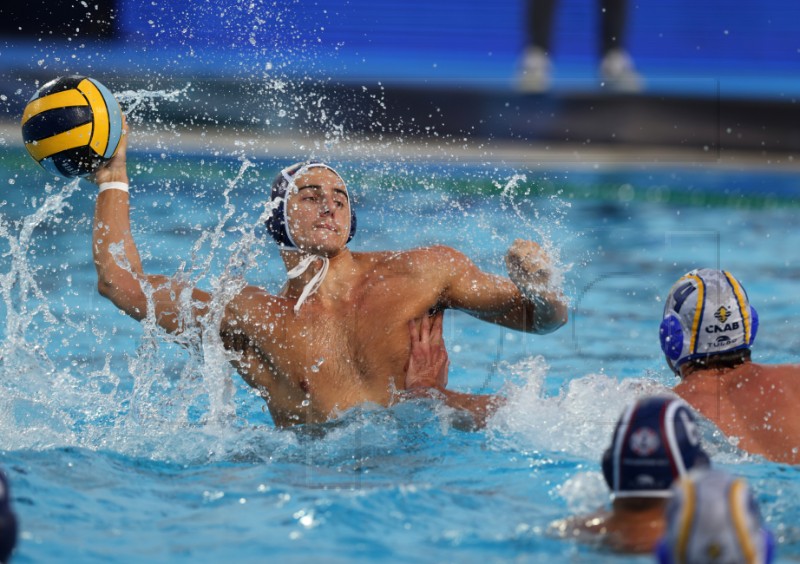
[{"x1": 21, "y1": 76, "x2": 123, "y2": 178}]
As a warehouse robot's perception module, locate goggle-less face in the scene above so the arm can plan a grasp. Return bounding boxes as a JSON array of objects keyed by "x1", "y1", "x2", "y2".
[{"x1": 266, "y1": 161, "x2": 357, "y2": 249}]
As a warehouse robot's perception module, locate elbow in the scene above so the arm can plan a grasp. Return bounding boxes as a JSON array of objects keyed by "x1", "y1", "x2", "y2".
[
  {"x1": 96, "y1": 277, "x2": 146, "y2": 321},
  {"x1": 531, "y1": 304, "x2": 568, "y2": 335},
  {"x1": 97, "y1": 278, "x2": 113, "y2": 300}
]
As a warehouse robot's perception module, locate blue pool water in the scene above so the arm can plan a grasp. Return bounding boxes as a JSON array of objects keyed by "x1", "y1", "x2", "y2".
[{"x1": 2, "y1": 133, "x2": 800, "y2": 563}]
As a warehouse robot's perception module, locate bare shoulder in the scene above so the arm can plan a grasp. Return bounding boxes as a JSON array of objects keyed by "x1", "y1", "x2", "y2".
[
  {"x1": 721, "y1": 363, "x2": 800, "y2": 403},
  {"x1": 753, "y1": 363, "x2": 800, "y2": 388},
  {"x1": 357, "y1": 245, "x2": 469, "y2": 273},
  {"x1": 225, "y1": 284, "x2": 287, "y2": 320}
]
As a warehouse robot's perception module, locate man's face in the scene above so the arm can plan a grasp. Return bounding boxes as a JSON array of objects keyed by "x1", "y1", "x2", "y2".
[{"x1": 285, "y1": 167, "x2": 351, "y2": 256}]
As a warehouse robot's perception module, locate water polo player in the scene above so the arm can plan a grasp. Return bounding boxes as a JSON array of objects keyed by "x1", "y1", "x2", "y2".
[
  {"x1": 662, "y1": 268, "x2": 800, "y2": 464},
  {"x1": 657, "y1": 468, "x2": 775, "y2": 564},
  {"x1": 90, "y1": 120, "x2": 567, "y2": 427},
  {"x1": 549, "y1": 395, "x2": 710, "y2": 553}
]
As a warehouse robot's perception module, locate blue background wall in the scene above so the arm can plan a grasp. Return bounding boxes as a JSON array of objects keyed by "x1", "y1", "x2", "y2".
[{"x1": 116, "y1": 0, "x2": 800, "y2": 72}]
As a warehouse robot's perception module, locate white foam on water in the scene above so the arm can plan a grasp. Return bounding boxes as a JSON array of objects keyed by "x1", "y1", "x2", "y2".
[{"x1": 487, "y1": 355, "x2": 671, "y2": 459}]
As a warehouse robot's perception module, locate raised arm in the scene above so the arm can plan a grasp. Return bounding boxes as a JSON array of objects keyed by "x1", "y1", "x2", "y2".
[
  {"x1": 91, "y1": 119, "x2": 211, "y2": 333},
  {"x1": 434, "y1": 240, "x2": 568, "y2": 334},
  {"x1": 403, "y1": 312, "x2": 503, "y2": 428}
]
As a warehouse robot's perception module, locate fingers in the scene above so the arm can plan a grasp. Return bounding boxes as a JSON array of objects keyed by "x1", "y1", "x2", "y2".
[
  {"x1": 116, "y1": 114, "x2": 129, "y2": 157},
  {"x1": 419, "y1": 313, "x2": 431, "y2": 343},
  {"x1": 408, "y1": 312, "x2": 444, "y2": 345},
  {"x1": 91, "y1": 114, "x2": 130, "y2": 186},
  {"x1": 408, "y1": 318, "x2": 418, "y2": 342},
  {"x1": 430, "y1": 310, "x2": 444, "y2": 345}
]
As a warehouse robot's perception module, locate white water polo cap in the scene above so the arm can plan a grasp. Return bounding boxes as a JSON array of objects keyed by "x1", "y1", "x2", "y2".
[
  {"x1": 265, "y1": 160, "x2": 356, "y2": 249},
  {"x1": 660, "y1": 269, "x2": 758, "y2": 373},
  {"x1": 656, "y1": 468, "x2": 775, "y2": 564}
]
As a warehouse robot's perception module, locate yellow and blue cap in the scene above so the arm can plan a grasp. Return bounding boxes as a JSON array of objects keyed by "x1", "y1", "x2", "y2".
[
  {"x1": 656, "y1": 468, "x2": 775, "y2": 564},
  {"x1": 660, "y1": 269, "x2": 758, "y2": 374}
]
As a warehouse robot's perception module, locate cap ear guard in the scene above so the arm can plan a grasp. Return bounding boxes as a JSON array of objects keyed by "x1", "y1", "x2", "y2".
[
  {"x1": 601, "y1": 446, "x2": 614, "y2": 490},
  {"x1": 660, "y1": 315, "x2": 684, "y2": 361},
  {"x1": 266, "y1": 197, "x2": 293, "y2": 247},
  {"x1": 655, "y1": 539, "x2": 672, "y2": 564},
  {"x1": 750, "y1": 306, "x2": 759, "y2": 345},
  {"x1": 266, "y1": 162, "x2": 303, "y2": 248}
]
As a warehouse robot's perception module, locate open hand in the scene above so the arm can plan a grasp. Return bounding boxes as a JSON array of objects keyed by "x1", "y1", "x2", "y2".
[{"x1": 404, "y1": 311, "x2": 449, "y2": 391}]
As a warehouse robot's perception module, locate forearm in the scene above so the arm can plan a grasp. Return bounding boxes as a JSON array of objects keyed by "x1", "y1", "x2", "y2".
[
  {"x1": 403, "y1": 387, "x2": 504, "y2": 429},
  {"x1": 92, "y1": 184, "x2": 150, "y2": 317},
  {"x1": 467, "y1": 278, "x2": 568, "y2": 334},
  {"x1": 93, "y1": 191, "x2": 204, "y2": 330},
  {"x1": 520, "y1": 287, "x2": 569, "y2": 334}
]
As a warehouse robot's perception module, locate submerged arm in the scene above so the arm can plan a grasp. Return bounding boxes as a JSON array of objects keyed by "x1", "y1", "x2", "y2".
[{"x1": 91, "y1": 119, "x2": 211, "y2": 333}]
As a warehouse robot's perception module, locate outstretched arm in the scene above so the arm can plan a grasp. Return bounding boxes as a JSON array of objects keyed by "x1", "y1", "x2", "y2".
[
  {"x1": 403, "y1": 312, "x2": 503, "y2": 429},
  {"x1": 436, "y1": 240, "x2": 568, "y2": 334},
  {"x1": 91, "y1": 118, "x2": 211, "y2": 333}
]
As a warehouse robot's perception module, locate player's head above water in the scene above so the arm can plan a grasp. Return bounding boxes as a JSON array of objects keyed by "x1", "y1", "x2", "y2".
[
  {"x1": 660, "y1": 269, "x2": 758, "y2": 375},
  {"x1": 602, "y1": 395, "x2": 710, "y2": 499},
  {"x1": 656, "y1": 468, "x2": 775, "y2": 564},
  {"x1": 266, "y1": 161, "x2": 357, "y2": 254}
]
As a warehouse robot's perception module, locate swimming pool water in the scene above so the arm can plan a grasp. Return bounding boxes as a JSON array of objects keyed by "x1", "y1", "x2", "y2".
[{"x1": 1, "y1": 140, "x2": 800, "y2": 563}]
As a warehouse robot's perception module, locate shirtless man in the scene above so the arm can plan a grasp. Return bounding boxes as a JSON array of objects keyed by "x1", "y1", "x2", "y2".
[
  {"x1": 659, "y1": 268, "x2": 800, "y2": 464},
  {"x1": 91, "y1": 122, "x2": 567, "y2": 427}
]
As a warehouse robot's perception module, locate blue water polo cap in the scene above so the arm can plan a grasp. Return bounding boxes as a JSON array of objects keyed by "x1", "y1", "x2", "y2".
[
  {"x1": 602, "y1": 395, "x2": 710, "y2": 498},
  {"x1": 0, "y1": 471, "x2": 17, "y2": 563},
  {"x1": 660, "y1": 269, "x2": 758, "y2": 373},
  {"x1": 656, "y1": 468, "x2": 775, "y2": 564},
  {"x1": 265, "y1": 160, "x2": 357, "y2": 249}
]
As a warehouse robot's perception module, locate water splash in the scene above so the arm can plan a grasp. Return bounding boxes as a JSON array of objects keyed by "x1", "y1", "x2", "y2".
[
  {"x1": 115, "y1": 84, "x2": 192, "y2": 117},
  {"x1": 0, "y1": 180, "x2": 84, "y2": 449},
  {"x1": 487, "y1": 355, "x2": 669, "y2": 459}
]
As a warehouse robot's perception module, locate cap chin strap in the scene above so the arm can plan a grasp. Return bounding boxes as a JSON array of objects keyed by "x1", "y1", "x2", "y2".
[{"x1": 284, "y1": 253, "x2": 330, "y2": 313}]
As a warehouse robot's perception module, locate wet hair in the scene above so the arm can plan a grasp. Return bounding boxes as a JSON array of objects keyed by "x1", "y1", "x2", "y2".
[{"x1": 684, "y1": 348, "x2": 751, "y2": 373}]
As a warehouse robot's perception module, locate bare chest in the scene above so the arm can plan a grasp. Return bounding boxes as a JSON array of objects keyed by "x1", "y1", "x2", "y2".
[{"x1": 241, "y1": 275, "x2": 441, "y2": 423}]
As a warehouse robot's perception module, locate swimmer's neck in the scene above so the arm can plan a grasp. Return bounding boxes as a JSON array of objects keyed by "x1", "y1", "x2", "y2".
[
  {"x1": 611, "y1": 497, "x2": 667, "y2": 514},
  {"x1": 280, "y1": 247, "x2": 357, "y2": 296},
  {"x1": 679, "y1": 358, "x2": 752, "y2": 382}
]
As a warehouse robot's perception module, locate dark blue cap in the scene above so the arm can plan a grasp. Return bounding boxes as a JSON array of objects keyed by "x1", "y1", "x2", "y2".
[
  {"x1": 602, "y1": 395, "x2": 710, "y2": 498},
  {"x1": 265, "y1": 161, "x2": 357, "y2": 249}
]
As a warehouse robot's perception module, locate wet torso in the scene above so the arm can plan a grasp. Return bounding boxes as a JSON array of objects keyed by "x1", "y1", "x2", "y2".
[{"x1": 222, "y1": 249, "x2": 446, "y2": 426}]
